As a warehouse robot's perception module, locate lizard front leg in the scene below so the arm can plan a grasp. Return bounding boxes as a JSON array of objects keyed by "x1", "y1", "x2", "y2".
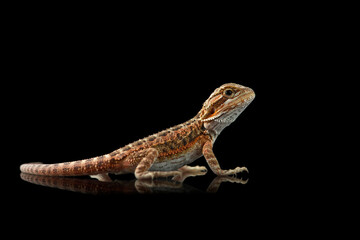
[
  {"x1": 202, "y1": 141, "x2": 248, "y2": 176},
  {"x1": 134, "y1": 148, "x2": 181, "y2": 180}
]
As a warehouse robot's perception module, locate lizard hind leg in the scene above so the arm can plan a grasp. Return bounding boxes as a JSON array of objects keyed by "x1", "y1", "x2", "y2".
[
  {"x1": 172, "y1": 165, "x2": 208, "y2": 182},
  {"x1": 134, "y1": 148, "x2": 181, "y2": 180},
  {"x1": 90, "y1": 173, "x2": 112, "y2": 182}
]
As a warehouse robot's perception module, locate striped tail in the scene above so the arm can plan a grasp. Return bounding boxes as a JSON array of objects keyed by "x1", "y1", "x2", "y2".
[{"x1": 20, "y1": 154, "x2": 117, "y2": 177}]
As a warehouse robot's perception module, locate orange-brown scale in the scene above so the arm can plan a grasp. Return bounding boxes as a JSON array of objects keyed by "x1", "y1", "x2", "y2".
[
  {"x1": 157, "y1": 135, "x2": 203, "y2": 159},
  {"x1": 113, "y1": 120, "x2": 205, "y2": 166},
  {"x1": 20, "y1": 156, "x2": 115, "y2": 177},
  {"x1": 154, "y1": 121, "x2": 206, "y2": 162}
]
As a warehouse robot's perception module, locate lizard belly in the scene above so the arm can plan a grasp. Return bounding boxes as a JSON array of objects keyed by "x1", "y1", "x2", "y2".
[{"x1": 149, "y1": 149, "x2": 203, "y2": 171}]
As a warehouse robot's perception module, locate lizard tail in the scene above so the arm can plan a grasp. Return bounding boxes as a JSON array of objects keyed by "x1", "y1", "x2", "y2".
[{"x1": 20, "y1": 154, "x2": 117, "y2": 177}]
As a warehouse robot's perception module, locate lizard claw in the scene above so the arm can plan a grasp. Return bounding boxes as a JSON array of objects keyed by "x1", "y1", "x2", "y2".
[{"x1": 235, "y1": 166, "x2": 249, "y2": 174}]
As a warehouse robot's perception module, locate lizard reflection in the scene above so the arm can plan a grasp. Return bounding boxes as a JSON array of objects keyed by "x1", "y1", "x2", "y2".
[{"x1": 20, "y1": 171, "x2": 248, "y2": 194}]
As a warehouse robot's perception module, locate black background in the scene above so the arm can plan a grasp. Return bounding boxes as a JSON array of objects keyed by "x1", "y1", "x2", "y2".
[{"x1": 5, "y1": 4, "x2": 333, "y2": 236}]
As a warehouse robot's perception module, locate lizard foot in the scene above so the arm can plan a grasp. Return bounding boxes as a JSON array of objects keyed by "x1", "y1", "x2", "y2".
[
  {"x1": 217, "y1": 166, "x2": 249, "y2": 176},
  {"x1": 172, "y1": 165, "x2": 208, "y2": 182}
]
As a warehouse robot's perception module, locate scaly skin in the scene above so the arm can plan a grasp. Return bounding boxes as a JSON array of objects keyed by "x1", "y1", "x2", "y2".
[{"x1": 20, "y1": 83, "x2": 255, "y2": 181}]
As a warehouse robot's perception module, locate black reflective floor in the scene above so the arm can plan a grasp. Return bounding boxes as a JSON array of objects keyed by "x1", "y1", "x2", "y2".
[{"x1": 20, "y1": 172, "x2": 249, "y2": 195}]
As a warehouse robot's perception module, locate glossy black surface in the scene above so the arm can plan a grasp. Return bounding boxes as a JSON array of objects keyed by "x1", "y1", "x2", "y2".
[
  {"x1": 5, "y1": 8, "x2": 338, "y2": 238},
  {"x1": 20, "y1": 173, "x2": 249, "y2": 194}
]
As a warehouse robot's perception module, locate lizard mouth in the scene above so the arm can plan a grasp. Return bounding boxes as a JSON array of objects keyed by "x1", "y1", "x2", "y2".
[
  {"x1": 215, "y1": 90, "x2": 255, "y2": 123},
  {"x1": 237, "y1": 89, "x2": 255, "y2": 103}
]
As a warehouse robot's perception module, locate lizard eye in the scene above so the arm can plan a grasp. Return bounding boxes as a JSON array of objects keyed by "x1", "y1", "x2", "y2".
[{"x1": 224, "y1": 89, "x2": 235, "y2": 98}]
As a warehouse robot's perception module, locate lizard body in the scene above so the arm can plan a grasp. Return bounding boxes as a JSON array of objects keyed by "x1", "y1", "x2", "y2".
[{"x1": 20, "y1": 83, "x2": 255, "y2": 180}]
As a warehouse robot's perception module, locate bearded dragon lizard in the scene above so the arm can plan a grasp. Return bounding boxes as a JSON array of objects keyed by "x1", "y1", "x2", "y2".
[{"x1": 20, "y1": 83, "x2": 255, "y2": 181}]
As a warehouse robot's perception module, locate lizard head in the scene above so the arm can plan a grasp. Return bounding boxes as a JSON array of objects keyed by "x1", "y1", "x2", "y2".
[{"x1": 197, "y1": 83, "x2": 255, "y2": 136}]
